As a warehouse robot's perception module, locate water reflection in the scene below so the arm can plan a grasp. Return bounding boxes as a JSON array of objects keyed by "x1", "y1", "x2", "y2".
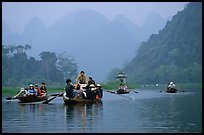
[
  {"x1": 63, "y1": 102, "x2": 103, "y2": 132},
  {"x1": 18, "y1": 103, "x2": 45, "y2": 113}
]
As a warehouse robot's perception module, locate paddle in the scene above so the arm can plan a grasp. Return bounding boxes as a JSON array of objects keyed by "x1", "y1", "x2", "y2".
[
  {"x1": 6, "y1": 89, "x2": 25, "y2": 100},
  {"x1": 105, "y1": 90, "x2": 134, "y2": 100},
  {"x1": 133, "y1": 91, "x2": 138, "y2": 93},
  {"x1": 42, "y1": 92, "x2": 64, "y2": 104},
  {"x1": 126, "y1": 89, "x2": 138, "y2": 93},
  {"x1": 49, "y1": 93, "x2": 61, "y2": 96},
  {"x1": 178, "y1": 88, "x2": 185, "y2": 92},
  {"x1": 6, "y1": 96, "x2": 19, "y2": 100}
]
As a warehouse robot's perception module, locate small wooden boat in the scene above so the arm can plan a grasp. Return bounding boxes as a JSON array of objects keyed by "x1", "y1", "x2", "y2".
[
  {"x1": 166, "y1": 88, "x2": 177, "y2": 93},
  {"x1": 63, "y1": 93, "x2": 101, "y2": 105},
  {"x1": 116, "y1": 89, "x2": 130, "y2": 94},
  {"x1": 18, "y1": 95, "x2": 48, "y2": 103}
]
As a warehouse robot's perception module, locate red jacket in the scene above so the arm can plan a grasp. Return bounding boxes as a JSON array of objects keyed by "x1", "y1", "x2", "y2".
[{"x1": 36, "y1": 88, "x2": 42, "y2": 96}]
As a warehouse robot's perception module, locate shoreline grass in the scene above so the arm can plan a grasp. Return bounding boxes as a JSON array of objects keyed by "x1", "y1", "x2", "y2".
[
  {"x1": 2, "y1": 83, "x2": 201, "y2": 97},
  {"x1": 2, "y1": 86, "x2": 65, "y2": 97}
]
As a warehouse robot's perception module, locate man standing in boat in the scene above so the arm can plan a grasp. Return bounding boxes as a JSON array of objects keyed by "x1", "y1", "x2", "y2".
[{"x1": 75, "y1": 71, "x2": 87, "y2": 90}]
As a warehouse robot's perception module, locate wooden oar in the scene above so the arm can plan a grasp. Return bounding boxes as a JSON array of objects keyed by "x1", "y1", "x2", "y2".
[
  {"x1": 107, "y1": 90, "x2": 116, "y2": 94},
  {"x1": 160, "y1": 90, "x2": 164, "y2": 92},
  {"x1": 6, "y1": 96, "x2": 19, "y2": 100},
  {"x1": 48, "y1": 93, "x2": 61, "y2": 96},
  {"x1": 125, "y1": 89, "x2": 138, "y2": 93},
  {"x1": 42, "y1": 92, "x2": 64, "y2": 104},
  {"x1": 178, "y1": 88, "x2": 185, "y2": 92},
  {"x1": 105, "y1": 90, "x2": 134, "y2": 100},
  {"x1": 6, "y1": 89, "x2": 24, "y2": 100}
]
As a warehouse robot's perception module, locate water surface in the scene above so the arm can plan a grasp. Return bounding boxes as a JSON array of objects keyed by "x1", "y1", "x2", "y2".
[{"x1": 2, "y1": 87, "x2": 202, "y2": 133}]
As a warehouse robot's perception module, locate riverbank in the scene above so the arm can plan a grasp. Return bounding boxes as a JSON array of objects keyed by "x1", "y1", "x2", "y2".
[
  {"x1": 2, "y1": 83, "x2": 201, "y2": 97},
  {"x1": 2, "y1": 86, "x2": 65, "y2": 97}
]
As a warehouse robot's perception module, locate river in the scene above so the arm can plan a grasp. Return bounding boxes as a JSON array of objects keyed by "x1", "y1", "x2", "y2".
[{"x1": 2, "y1": 86, "x2": 202, "y2": 133}]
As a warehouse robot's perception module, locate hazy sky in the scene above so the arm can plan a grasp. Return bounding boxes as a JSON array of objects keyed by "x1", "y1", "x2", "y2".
[{"x1": 2, "y1": 2, "x2": 188, "y2": 34}]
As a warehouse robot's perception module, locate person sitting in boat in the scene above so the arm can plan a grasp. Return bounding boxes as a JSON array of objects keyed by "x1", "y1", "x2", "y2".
[
  {"x1": 87, "y1": 76, "x2": 96, "y2": 88},
  {"x1": 91, "y1": 87, "x2": 100, "y2": 101},
  {"x1": 119, "y1": 83, "x2": 123, "y2": 90},
  {"x1": 26, "y1": 84, "x2": 37, "y2": 96},
  {"x1": 13, "y1": 87, "x2": 27, "y2": 98},
  {"x1": 95, "y1": 83, "x2": 103, "y2": 99},
  {"x1": 75, "y1": 71, "x2": 87, "y2": 90},
  {"x1": 40, "y1": 82, "x2": 47, "y2": 93},
  {"x1": 65, "y1": 79, "x2": 75, "y2": 98},
  {"x1": 123, "y1": 83, "x2": 128, "y2": 91},
  {"x1": 82, "y1": 84, "x2": 95, "y2": 100},
  {"x1": 167, "y1": 81, "x2": 176, "y2": 90},
  {"x1": 118, "y1": 83, "x2": 124, "y2": 93},
  {"x1": 35, "y1": 84, "x2": 45, "y2": 98}
]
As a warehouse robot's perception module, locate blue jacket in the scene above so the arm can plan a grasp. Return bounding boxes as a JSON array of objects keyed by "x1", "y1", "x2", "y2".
[{"x1": 27, "y1": 89, "x2": 37, "y2": 95}]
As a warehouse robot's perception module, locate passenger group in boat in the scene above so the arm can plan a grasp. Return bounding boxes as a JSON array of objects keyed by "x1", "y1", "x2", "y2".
[
  {"x1": 63, "y1": 71, "x2": 103, "y2": 101},
  {"x1": 167, "y1": 81, "x2": 176, "y2": 90}
]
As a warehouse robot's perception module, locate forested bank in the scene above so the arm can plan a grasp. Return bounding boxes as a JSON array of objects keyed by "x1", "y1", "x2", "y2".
[{"x1": 2, "y1": 44, "x2": 78, "y2": 87}]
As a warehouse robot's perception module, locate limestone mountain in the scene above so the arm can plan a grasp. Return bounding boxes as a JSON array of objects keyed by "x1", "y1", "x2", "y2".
[{"x1": 123, "y1": 2, "x2": 202, "y2": 84}]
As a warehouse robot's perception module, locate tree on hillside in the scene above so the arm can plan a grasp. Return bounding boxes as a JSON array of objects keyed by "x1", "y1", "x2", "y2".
[
  {"x1": 56, "y1": 52, "x2": 78, "y2": 83},
  {"x1": 123, "y1": 2, "x2": 202, "y2": 84},
  {"x1": 39, "y1": 51, "x2": 58, "y2": 82}
]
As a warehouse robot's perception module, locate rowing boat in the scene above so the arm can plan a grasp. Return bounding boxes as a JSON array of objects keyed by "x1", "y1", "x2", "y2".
[
  {"x1": 18, "y1": 95, "x2": 48, "y2": 103},
  {"x1": 116, "y1": 89, "x2": 130, "y2": 94}
]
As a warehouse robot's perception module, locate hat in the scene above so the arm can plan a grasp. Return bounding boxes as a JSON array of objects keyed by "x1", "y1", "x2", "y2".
[
  {"x1": 80, "y1": 84, "x2": 87, "y2": 89},
  {"x1": 81, "y1": 84, "x2": 87, "y2": 88},
  {"x1": 89, "y1": 84, "x2": 95, "y2": 88},
  {"x1": 96, "y1": 84, "x2": 101, "y2": 87},
  {"x1": 30, "y1": 84, "x2": 34, "y2": 87},
  {"x1": 91, "y1": 87, "x2": 96, "y2": 91}
]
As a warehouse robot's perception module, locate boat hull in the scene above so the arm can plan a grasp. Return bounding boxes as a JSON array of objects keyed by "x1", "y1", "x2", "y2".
[
  {"x1": 63, "y1": 94, "x2": 101, "y2": 105},
  {"x1": 116, "y1": 89, "x2": 130, "y2": 94},
  {"x1": 18, "y1": 95, "x2": 48, "y2": 103},
  {"x1": 166, "y1": 88, "x2": 177, "y2": 93}
]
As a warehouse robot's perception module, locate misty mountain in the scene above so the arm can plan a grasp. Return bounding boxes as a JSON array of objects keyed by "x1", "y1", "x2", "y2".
[
  {"x1": 2, "y1": 9, "x2": 167, "y2": 82},
  {"x1": 114, "y1": 14, "x2": 140, "y2": 38},
  {"x1": 138, "y1": 12, "x2": 166, "y2": 41},
  {"x1": 24, "y1": 16, "x2": 47, "y2": 36},
  {"x1": 2, "y1": 21, "x2": 26, "y2": 45},
  {"x1": 123, "y1": 2, "x2": 202, "y2": 84}
]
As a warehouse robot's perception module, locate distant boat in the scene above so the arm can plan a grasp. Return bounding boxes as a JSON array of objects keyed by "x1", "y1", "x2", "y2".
[{"x1": 115, "y1": 72, "x2": 129, "y2": 94}]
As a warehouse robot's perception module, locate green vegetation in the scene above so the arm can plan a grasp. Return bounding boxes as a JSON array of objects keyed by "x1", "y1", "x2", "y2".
[
  {"x1": 2, "y1": 87, "x2": 20, "y2": 97},
  {"x1": 2, "y1": 86, "x2": 65, "y2": 97},
  {"x1": 120, "y1": 2, "x2": 202, "y2": 84},
  {"x1": 2, "y1": 45, "x2": 78, "y2": 87},
  {"x1": 2, "y1": 83, "x2": 201, "y2": 97}
]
